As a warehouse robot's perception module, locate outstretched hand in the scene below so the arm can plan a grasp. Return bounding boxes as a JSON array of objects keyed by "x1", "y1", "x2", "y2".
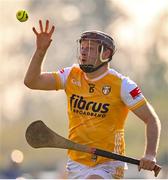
[{"x1": 32, "y1": 20, "x2": 55, "y2": 51}]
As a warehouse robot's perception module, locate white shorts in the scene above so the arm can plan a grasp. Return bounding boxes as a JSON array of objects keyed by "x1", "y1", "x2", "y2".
[{"x1": 66, "y1": 158, "x2": 127, "y2": 179}]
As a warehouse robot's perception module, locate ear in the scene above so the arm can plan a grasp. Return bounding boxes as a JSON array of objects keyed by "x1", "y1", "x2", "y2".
[{"x1": 102, "y1": 49, "x2": 111, "y2": 59}]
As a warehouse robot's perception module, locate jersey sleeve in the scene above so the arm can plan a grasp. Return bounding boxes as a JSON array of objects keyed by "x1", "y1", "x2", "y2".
[
  {"x1": 52, "y1": 67, "x2": 72, "y2": 90},
  {"x1": 121, "y1": 77, "x2": 147, "y2": 110}
]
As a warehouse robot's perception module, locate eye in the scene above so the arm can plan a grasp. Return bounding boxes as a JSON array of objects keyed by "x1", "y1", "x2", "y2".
[{"x1": 81, "y1": 46, "x2": 88, "y2": 50}]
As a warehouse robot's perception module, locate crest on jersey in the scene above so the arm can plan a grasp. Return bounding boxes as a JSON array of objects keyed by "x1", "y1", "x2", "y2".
[{"x1": 102, "y1": 85, "x2": 111, "y2": 95}]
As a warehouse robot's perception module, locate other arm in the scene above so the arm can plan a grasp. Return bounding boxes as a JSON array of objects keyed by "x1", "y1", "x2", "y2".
[{"x1": 132, "y1": 102, "x2": 161, "y2": 171}]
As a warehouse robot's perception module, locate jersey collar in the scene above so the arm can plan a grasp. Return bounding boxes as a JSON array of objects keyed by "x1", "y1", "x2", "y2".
[{"x1": 84, "y1": 69, "x2": 109, "y2": 82}]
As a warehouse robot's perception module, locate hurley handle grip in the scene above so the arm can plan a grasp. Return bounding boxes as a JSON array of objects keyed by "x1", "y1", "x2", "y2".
[{"x1": 93, "y1": 149, "x2": 161, "y2": 177}]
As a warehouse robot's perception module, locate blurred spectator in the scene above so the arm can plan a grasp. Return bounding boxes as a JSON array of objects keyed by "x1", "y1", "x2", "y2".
[{"x1": 1, "y1": 160, "x2": 22, "y2": 179}]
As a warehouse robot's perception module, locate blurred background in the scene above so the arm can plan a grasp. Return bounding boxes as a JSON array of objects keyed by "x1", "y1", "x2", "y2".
[{"x1": 0, "y1": 0, "x2": 168, "y2": 178}]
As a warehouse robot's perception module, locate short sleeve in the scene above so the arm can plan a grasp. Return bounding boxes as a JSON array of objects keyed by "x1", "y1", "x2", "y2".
[
  {"x1": 52, "y1": 67, "x2": 72, "y2": 90},
  {"x1": 121, "y1": 77, "x2": 146, "y2": 110}
]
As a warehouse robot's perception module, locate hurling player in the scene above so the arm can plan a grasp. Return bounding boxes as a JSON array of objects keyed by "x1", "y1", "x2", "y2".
[{"x1": 24, "y1": 20, "x2": 161, "y2": 179}]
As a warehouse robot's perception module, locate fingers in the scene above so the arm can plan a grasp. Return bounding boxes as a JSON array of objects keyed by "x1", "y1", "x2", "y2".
[
  {"x1": 49, "y1": 39, "x2": 53, "y2": 46},
  {"x1": 32, "y1": 27, "x2": 38, "y2": 35},
  {"x1": 45, "y1": 20, "x2": 49, "y2": 33},
  {"x1": 138, "y1": 158, "x2": 156, "y2": 171},
  {"x1": 33, "y1": 20, "x2": 55, "y2": 38},
  {"x1": 49, "y1": 25, "x2": 55, "y2": 36},
  {"x1": 39, "y1": 20, "x2": 43, "y2": 32}
]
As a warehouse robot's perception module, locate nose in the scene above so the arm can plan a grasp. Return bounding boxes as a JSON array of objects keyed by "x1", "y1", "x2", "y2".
[{"x1": 81, "y1": 47, "x2": 89, "y2": 54}]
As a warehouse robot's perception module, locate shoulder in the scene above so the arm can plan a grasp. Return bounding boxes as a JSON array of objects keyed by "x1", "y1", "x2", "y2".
[
  {"x1": 70, "y1": 64, "x2": 82, "y2": 73},
  {"x1": 65, "y1": 64, "x2": 82, "y2": 78},
  {"x1": 57, "y1": 64, "x2": 80, "y2": 77},
  {"x1": 108, "y1": 68, "x2": 136, "y2": 86},
  {"x1": 108, "y1": 68, "x2": 129, "y2": 87},
  {"x1": 108, "y1": 68, "x2": 126, "y2": 80}
]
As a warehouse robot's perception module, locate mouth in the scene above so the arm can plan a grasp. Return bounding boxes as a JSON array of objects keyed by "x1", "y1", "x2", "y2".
[
  {"x1": 79, "y1": 56, "x2": 87, "y2": 64},
  {"x1": 81, "y1": 61, "x2": 87, "y2": 65},
  {"x1": 82, "y1": 58, "x2": 86, "y2": 62}
]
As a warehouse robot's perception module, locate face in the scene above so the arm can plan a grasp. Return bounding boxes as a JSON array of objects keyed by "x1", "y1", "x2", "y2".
[
  {"x1": 79, "y1": 40, "x2": 101, "y2": 66},
  {"x1": 78, "y1": 39, "x2": 112, "y2": 67}
]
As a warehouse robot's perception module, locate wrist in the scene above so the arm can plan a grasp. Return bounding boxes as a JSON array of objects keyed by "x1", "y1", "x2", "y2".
[
  {"x1": 36, "y1": 48, "x2": 47, "y2": 56},
  {"x1": 143, "y1": 154, "x2": 156, "y2": 162}
]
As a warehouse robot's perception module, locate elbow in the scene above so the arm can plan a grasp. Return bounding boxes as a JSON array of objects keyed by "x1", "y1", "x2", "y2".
[
  {"x1": 24, "y1": 78, "x2": 36, "y2": 89},
  {"x1": 24, "y1": 79, "x2": 31, "y2": 89}
]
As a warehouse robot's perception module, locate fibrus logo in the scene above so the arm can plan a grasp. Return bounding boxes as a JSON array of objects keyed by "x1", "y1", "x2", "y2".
[{"x1": 70, "y1": 94, "x2": 110, "y2": 118}]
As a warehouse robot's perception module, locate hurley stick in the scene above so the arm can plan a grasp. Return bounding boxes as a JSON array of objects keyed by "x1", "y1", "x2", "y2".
[{"x1": 25, "y1": 120, "x2": 161, "y2": 177}]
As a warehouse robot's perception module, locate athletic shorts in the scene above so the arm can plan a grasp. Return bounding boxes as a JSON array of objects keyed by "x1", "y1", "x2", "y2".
[{"x1": 66, "y1": 158, "x2": 128, "y2": 179}]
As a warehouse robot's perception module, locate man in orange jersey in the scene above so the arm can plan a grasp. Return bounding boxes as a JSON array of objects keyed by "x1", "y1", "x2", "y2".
[{"x1": 24, "y1": 20, "x2": 161, "y2": 179}]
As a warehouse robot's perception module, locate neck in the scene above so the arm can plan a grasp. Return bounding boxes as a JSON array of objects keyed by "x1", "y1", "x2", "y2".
[{"x1": 85, "y1": 64, "x2": 108, "y2": 79}]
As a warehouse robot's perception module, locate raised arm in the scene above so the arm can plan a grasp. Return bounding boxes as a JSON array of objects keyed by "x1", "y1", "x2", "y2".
[
  {"x1": 132, "y1": 102, "x2": 161, "y2": 171},
  {"x1": 24, "y1": 20, "x2": 56, "y2": 90}
]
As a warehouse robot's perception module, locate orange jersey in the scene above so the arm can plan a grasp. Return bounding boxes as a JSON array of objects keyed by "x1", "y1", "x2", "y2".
[{"x1": 53, "y1": 65, "x2": 146, "y2": 166}]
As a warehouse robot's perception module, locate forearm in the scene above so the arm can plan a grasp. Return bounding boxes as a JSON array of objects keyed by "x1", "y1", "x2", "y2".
[
  {"x1": 24, "y1": 49, "x2": 46, "y2": 87},
  {"x1": 145, "y1": 115, "x2": 161, "y2": 157}
]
